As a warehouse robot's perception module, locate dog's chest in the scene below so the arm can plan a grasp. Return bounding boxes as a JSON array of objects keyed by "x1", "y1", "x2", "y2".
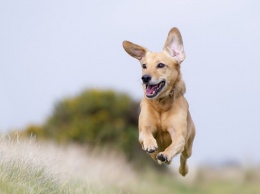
[
  {"x1": 155, "y1": 125, "x2": 172, "y2": 151},
  {"x1": 155, "y1": 110, "x2": 175, "y2": 131}
]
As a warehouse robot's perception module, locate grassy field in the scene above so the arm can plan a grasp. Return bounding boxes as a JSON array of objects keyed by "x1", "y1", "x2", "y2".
[{"x1": 0, "y1": 134, "x2": 259, "y2": 194}]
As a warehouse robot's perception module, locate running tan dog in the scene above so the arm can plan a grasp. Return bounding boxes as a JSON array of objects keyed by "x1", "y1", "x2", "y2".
[{"x1": 122, "y1": 27, "x2": 195, "y2": 176}]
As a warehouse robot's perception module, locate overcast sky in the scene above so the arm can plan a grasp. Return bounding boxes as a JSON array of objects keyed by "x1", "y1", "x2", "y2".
[{"x1": 1, "y1": 0, "x2": 260, "y2": 164}]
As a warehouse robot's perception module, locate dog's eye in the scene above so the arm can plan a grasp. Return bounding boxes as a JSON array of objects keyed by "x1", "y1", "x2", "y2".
[
  {"x1": 142, "y1": 64, "x2": 147, "y2": 69},
  {"x1": 157, "y1": 63, "x2": 165, "y2": 68}
]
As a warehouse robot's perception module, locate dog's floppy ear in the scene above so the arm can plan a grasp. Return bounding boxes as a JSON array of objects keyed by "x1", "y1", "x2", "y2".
[
  {"x1": 163, "y1": 27, "x2": 185, "y2": 63},
  {"x1": 122, "y1": 41, "x2": 148, "y2": 60}
]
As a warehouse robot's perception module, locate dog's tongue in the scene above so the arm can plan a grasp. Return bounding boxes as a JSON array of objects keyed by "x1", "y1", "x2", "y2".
[{"x1": 146, "y1": 84, "x2": 157, "y2": 95}]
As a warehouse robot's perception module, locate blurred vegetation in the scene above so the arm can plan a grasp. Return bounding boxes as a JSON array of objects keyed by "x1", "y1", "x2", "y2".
[
  {"x1": 22, "y1": 89, "x2": 162, "y2": 169},
  {"x1": 8, "y1": 89, "x2": 260, "y2": 193},
  {"x1": 2, "y1": 134, "x2": 260, "y2": 194}
]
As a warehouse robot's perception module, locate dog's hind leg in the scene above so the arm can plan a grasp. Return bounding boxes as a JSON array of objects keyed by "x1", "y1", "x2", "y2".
[{"x1": 179, "y1": 125, "x2": 195, "y2": 176}]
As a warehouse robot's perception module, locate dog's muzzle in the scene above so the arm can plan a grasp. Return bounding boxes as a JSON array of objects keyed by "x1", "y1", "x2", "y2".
[{"x1": 141, "y1": 74, "x2": 166, "y2": 98}]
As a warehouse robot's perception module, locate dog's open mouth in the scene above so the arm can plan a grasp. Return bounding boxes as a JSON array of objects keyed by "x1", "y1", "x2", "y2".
[{"x1": 145, "y1": 81, "x2": 166, "y2": 98}]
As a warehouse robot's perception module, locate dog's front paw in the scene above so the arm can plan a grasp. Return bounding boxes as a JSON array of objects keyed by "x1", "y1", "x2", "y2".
[
  {"x1": 140, "y1": 138, "x2": 158, "y2": 153},
  {"x1": 145, "y1": 146, "x2": 158, "y2": 153},
  {"x1": 156, "y1": 152, "x2": 172, "y2": 164}
]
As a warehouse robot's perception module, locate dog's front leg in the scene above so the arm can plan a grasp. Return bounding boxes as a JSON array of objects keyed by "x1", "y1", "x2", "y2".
[
  {"x1": 139, "y1": 126, "x2": 158, "y2": 153},
  {"x1": 156, "y1": 122, "x2": 187, "y2": 164}
]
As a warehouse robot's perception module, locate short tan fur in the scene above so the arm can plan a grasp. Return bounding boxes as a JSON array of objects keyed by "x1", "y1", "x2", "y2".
[{"x1": 122, "y1": 27, "x2": 195, "y2": 176}]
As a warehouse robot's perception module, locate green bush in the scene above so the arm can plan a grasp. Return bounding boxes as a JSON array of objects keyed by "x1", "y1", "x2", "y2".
[{"x1": 44, "y1": 89, "x2": 138, "y2": 146}]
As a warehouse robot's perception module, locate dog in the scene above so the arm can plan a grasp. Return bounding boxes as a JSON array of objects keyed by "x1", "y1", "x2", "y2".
[{"x1": 122, "y1": 27, "x2": 195, "y2": 176}]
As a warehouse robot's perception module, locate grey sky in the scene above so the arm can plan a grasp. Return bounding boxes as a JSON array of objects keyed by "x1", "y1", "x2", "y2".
[{"x1": 1, "y1": 0, "x2": 260, "y2": 164}]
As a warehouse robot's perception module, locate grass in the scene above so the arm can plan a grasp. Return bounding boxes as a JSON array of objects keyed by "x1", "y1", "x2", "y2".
[
  {"x1": 0, "y1": 133, "x2": 260, "y2": 194},
  {"x1": 0, "y1": 138, "x2": 61, "y2": 193},
  {"x1": 0, "y1": 134, "x2": 133, "y2": 193}
]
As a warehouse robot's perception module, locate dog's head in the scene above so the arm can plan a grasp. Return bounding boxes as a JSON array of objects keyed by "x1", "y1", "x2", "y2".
[{"x1": 123, "y1": 27, "x2": 185, "y2": 99}]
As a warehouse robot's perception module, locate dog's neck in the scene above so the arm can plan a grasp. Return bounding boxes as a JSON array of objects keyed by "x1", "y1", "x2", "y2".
[
  {"x1": 147, "y1": 79, "x2": 186, "y2": 112},
  {"x1": 172, "y1": 79, "x2": 186, "y2": 99}
]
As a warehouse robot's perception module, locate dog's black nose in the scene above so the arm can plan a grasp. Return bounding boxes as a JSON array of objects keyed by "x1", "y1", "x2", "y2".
[{"x1": 141, "y1": 74, "x2": 151, "y2": 83}]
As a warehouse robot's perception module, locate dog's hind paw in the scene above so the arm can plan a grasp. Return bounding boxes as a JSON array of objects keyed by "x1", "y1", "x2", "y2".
[{"x1": 179, "y1": 165, "x2": 188, "y2": 176}]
